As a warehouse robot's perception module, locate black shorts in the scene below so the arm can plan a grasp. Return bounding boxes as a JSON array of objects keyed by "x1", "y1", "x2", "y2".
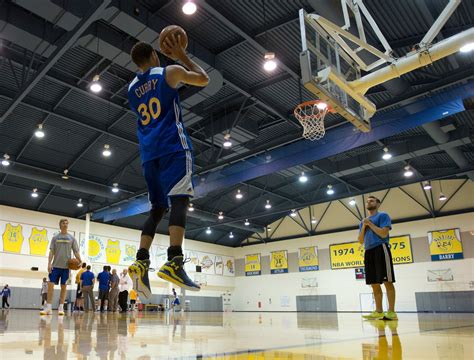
[
  {"x1": 99, "y1": 289, "x2": 109, "y2": 301},
  {"x1": 364, "y1": 243, "x2": 395, "y2": 285}
]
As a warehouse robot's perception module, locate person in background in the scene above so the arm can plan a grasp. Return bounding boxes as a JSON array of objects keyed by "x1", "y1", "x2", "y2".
[
  {"x1": 80, "y1": 265, "x2": 95, "y2": 312},
  {"x1": 119, "y1": 269, "x2": 132, "y2": 313},
  {"x1": 75, "y1": 263, "x2": 87, "y2": 312},
  {"x1": 1, "y1": 285, "x2": 11, "y2": 309},
  {"x1": 40, "y1": 278, "x2": 48, "y2": 310},
  {"x1": 171, "y1": 288, "x2": 180, "y2": 311},
  {"x1": 41, "y1": 218, "x2": 81, "y2": 316},
  {"x1": 97, "y1": 266, "x2": 111, "y2": 312},
  {"x1": 109, "y1": 269, "x2": 120, "y2": 312},
  {"x1": 129, "y1": 289, "x2": 138, "y2": 311}
]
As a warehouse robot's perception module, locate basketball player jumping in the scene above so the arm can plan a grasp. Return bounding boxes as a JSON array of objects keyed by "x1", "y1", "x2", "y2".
[
  {"x1": 127, "y1": 33, "x2": 209, "y2": 298},
  {"x1": 358, "y1": 196, "x2": 397, "y2": 320}
]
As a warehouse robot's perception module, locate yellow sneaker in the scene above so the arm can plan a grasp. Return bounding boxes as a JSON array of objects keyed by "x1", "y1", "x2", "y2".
[{"x1": 362, "y1": 311, "x2": 384, "y2": 320}]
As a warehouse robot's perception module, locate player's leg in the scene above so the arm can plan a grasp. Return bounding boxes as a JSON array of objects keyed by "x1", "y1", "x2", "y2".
[
  {"x1": 381, "y1": 243, "x2": 397, "y2": 319},
  {"x1": 57, "y1": 270, "x2": 69, "y2": 315},
  {"x1": 41, "y1": 270, "x2": 58, "y2": 315},
  {"x1": 129, "y1": 158, "x2": 167, "y2": 299},
  {"x1": 157, "y1": 151, "x2": 200, "y2": 291}
]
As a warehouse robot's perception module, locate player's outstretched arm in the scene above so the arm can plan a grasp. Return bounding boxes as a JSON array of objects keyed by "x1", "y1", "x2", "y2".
[{"x1": 164, "y1": 34, "x2": 209, "y2": 88}]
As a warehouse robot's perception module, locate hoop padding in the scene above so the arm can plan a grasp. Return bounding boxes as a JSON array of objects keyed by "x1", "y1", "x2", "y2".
[{"x1": 294, "y1": 101, "x2": 329, "y2": 141}]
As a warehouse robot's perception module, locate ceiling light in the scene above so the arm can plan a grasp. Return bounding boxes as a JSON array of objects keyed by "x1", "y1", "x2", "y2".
[
  {"x1": 218, "y1": 211, "x2": 224, "y2": 220},
  {"x1": 316, "y1": 102, "x2": 328, "y2": 110},
  {"x1": 244, "y1": 219, "x2": 250, "y2": 226},
  {"x1": 61, "y1": 169, "x2": 69, "y2": 180},
  {"x1": 112, "y1": 183, "x2": 119, "y2": 193},
  {"x1": 265, "y1": 200, "x2": 272, "y2": 209},
  {"x1": 235, "y1": 189, "x2": 243, "y2": 199},
  {"x1": 404, "y1": 166, "x2": 414, "y2": 177},
  {"x1": 229, "y1": 232, "x2": 234, "y2": 239},
  {"x1": 102, "y1": 144, "x2": 111, "y2": 157},
  {"x1": 299, "y1": 172, "x2": 308, "y2": 183},
  {"x1": 439, "y1": 192, "x2": 447, "y2": 201},
  {"x1": 206, "y1": 227, "x2": 212, "y2": 234},
  {"x1": 349, "y1": 198, "x2": 356, "y2": 206},
  {"x1": 77, "y1": 199, "x2": 84, "y2": 208},
  {"x1": 311, "y1": 217, "x2": 317, "y2": 224},
  {"x1": 423, "y1": 181, "x2": 432, "y2": 190},
  {"x1": 34, "y1": 124, "x2": 45, "y2": 138},
  {"x1": 90, "y1": 74, "x2": 102, "y2": 93},
  {"x1": 326, "y1": 185, "x2": 334, "y2": 195},
  {"x1": 290, "y1": 209, "x2": 297, "y2": 217},
  {"x1": 263, "y1": 52, "x2": 277, "y2": 72},
  {"x1": 2, "y1": 154, "x2": 10, "y2": 167},
  {"x1": 267, "y1": 226, "x2": 272, "y2": 231},
  {"x1": 382, "y1": 147, "x2": 392, "y2": 160},
  {"x1": 460, "y1": 42, "x2": 474, "y2": 53},
  {"x1": 188, "y1": 203, "x2": 195, "y2": 212},
  {"x1": 182, "y1": 1, "x2": 197, "y2": 15},
  {"x1": 31, "y1": 188, "x2": 39, "y2": 198},
  {"x1": 223, "y1": 133, "x2": 232, "y2": 148}
]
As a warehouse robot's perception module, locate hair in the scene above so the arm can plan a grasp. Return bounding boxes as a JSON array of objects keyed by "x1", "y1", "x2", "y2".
[
  {"x1": 86, "y1": 265, "x2": 91, "y2": 270},
  {"x1": 43, "y1": 277, "x2": 46, "y2": 281},
  {"x1": 368, "y1": 195, "x2": 381, "y2": 204},
  {"x1": 103, "y1": 265, "x2": 108, "y2": 271},
  {"x1": 131, "y1": 42, "x2": 156, "y2": 68},
  {"x1": 59, "y1": 218, "x2": 68, "y2": 226},
  {"x1": 82, "y1": 262, "x2": 87, "y2": 268}
]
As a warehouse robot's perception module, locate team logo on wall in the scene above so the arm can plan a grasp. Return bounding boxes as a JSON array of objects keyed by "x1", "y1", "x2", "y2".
[
  {"x1": 2, "y1": 223, "x2": 24, "y2": 254},
  {"x1": 124, "y1": 244, "x2": 137, "y2": 262},
  {"x1": 28, "y1": 227, "x2": 49, "y2": 256},
  {"x1": 87, "y1": 235, "x2": 105, "y2": 262},
  {"x1": 226, "y1": 259, "x2": 234, "y2": 274},
  {"x1": 200, "y1": 255, "x2": 214, "y2": 270}
]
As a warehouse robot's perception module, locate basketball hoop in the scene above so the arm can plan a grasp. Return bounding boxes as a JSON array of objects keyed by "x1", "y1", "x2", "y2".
[{"x1": 294, "y1": 100, "x2": 333, "y2": 141}]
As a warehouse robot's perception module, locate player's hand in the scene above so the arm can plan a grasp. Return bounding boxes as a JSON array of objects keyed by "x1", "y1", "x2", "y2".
[
  {"x1": 362, "y1": 218, "x2": 371, "y2": 225},
  {"x1": 162, "y1": 34, "x2": 187, "y2": 61},
  {"x1": 47, "y1": 264, "x2": 52, "y2": 273}
]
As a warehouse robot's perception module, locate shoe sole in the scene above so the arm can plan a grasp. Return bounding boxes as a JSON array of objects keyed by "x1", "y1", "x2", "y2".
[
  {"x1": 157, "y1": 271, "x2": 201, "y2": 292},
  {"x1": 39, "y1": 312, "x2": 52, "y2": 316},
  {"x1": 128, "y1": 267, "x2": 152, "y2": 300}
]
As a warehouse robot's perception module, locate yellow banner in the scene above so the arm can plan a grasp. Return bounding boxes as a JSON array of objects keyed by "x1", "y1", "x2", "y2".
[
  {"x1": 245, "y1": 254, "x2": 261, "y2": 276},
  {"x1": 270, "y1": 250, "x2": 288, "y2": 274},
  {"x1": 330, "y1": 242, "x2": 364, "y2": 269},
  {"x1": 428, "y1": 229, "x2": 463, "y2": 261},
  {"x1": 298, "y1": 247, "x2": 319, "y2": 271},
  {"x1": 389, "y1": 235, "x2": 413, "y2": 264}
]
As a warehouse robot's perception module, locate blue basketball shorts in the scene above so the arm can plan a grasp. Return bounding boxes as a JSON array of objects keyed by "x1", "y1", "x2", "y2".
[
  {"x1": 143, "y1": 150, "x2": 194, "y2": 208},
  {"x1": 49, "y1": 267, "x2": 70, "y2": 285}
]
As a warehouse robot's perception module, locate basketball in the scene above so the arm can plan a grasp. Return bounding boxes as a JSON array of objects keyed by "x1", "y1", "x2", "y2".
[
  {"x1": 68, "y1": 258, "x2": 81, "y2": 270},
  {"x1": 159, "y1": 25, "x2": 188, "y2": 59}
]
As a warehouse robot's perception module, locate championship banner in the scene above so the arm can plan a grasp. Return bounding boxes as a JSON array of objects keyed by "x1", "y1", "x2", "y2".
[
  {"x1": 270, "y1": 250, "x2": 288, "y2": 274},
  {"x1": 428, "y1": 228, "x2": 463, "y2": 261},
  {"x1": 298, "y1": 247, "x2": 319, "y2": 271},
  {"x1": 389, "y1": 235, "x2": 413, "y2": 264},
  {"x1": 329, "y1": 242, "x2": 364, "y2": 269},
  {"x1": 245, "y1": 254, "x2": 261, "y2": 276}
]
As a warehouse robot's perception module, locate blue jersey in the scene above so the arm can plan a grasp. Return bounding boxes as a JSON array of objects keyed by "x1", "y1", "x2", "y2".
[
  {"x1": 128, "y1": 67, "x2": 193, "y2": 164},
  {"x1": 359, "y1": 212, "x2": 392, "y2": 250}
]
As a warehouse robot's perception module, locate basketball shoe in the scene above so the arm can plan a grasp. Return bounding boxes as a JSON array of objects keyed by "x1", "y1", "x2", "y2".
[
  {"x1": 158, "y1": 256, "x2": 201, "y2": 291},
  {"x1": 128, "y1": 259, "x2": 152, "y2": 299}
]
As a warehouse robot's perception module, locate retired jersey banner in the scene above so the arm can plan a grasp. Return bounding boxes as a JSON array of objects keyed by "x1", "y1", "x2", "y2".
[
  {"x1": 330, "y1": 242, "x2": 364, "y2": 269},
  {"x1": 389, "y1": 235, "x2": 413, "y2": 264},
  {"x1": 428, "y1": 228, "x2": 463, "y2": 261},
  {"x1": 298, "y1": 247, "x2": 319, "y2": 271},
  {"x1": 245, "y1": 254, "x2": 261, "y2": 276},
  {"x1": 270, "y1": 250, "x2": 288, "y2": 274}
]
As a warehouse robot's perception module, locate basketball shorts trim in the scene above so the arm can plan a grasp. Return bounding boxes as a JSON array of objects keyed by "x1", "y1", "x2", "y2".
[{"x1": 364, "y1": 243, "x2": 395, "y2": 285}]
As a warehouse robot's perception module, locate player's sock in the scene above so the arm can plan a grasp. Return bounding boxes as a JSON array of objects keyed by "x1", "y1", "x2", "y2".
[
  {"x1": 136, "y1": 248, "x2": 150, "y2": 261},
  {"x1": 167, "y1": 246, "x2": 183, "y2": 261}
]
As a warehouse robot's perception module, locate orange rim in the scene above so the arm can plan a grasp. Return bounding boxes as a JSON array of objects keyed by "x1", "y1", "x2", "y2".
[{"x1": 294, "y1": 100, "x2": 334, "y2": 113}]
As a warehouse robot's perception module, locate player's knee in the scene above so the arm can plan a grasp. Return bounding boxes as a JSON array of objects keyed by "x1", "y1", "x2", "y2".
[
  {"x1": 169, "y1": 197, "x2": 189, "y2": 228},
  {"x1": 142, "y1": 207, "x2": 166, "y2": 237}
]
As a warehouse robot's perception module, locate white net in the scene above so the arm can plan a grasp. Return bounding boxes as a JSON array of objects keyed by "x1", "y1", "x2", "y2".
[{"x1": 294, "y1": 101, "x2": 329, "y2": 141}]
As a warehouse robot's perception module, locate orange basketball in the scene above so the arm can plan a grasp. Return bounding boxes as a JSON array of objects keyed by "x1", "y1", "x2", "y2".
[
  {"x1": 159, "y1": 25, "x2": 188, "y2": 59},
  {"x1": 68, "y1": 258, "x2": 81, "y2": 270}
]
